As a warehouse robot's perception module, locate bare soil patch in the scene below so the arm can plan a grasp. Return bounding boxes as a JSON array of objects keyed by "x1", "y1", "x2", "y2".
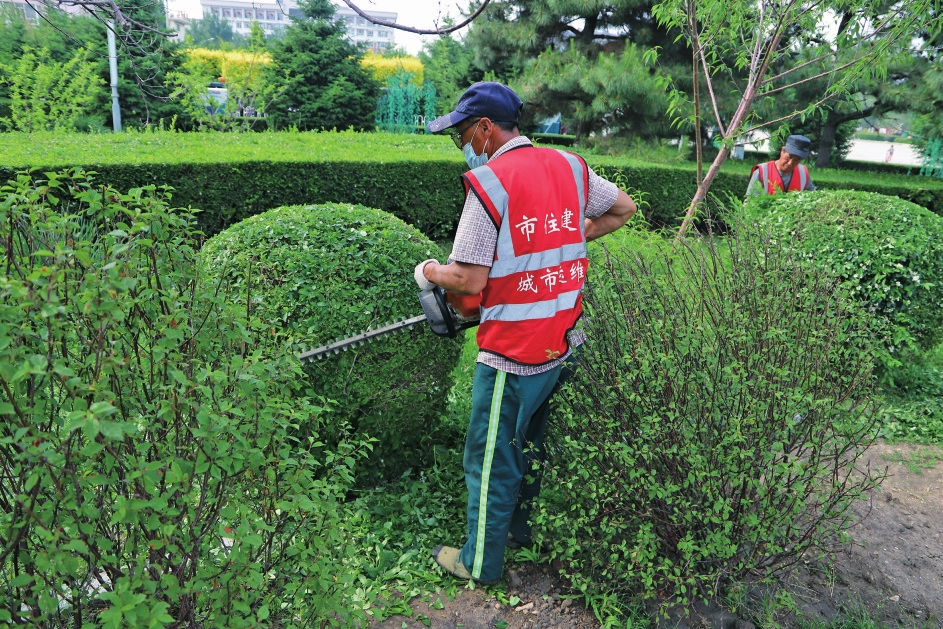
[
  {"x1": 789, "y1": 441, "x2": 943, "y2": 627},
  {"x1": 369, "y1": 442, "x2": 943, "y2": 629}
]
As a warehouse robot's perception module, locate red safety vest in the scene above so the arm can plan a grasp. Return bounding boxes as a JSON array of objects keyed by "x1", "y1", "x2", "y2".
[
  {"x1": 751, "y1": 161, "x2": 809, "y2": 194},
  {"x1": 462, "y1": 146, "x2": 589, "y2": 366}
]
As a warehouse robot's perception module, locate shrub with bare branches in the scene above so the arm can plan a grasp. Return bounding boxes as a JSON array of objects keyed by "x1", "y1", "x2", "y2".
[{"x1": 532, "y1": 216, "x2": 886, "y2": 612}]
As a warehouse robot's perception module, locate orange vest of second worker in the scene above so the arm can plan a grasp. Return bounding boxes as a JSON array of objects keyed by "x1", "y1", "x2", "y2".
[
  {"x1": 462, "y1": 146, "x2": 589, "y2": 366},
  {"x1": 751, "y1": 160, "x2": 811, "y2": 194}
]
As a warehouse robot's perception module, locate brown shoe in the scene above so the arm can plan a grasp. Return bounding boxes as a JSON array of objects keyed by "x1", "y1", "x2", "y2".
[{"x1": 431, "y1": 545, "x2": 500, "y2": 585}]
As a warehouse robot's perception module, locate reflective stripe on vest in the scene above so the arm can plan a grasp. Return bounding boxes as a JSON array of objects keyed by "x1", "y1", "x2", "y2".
[
  {"x1": 482, "y1": 288, "x2": 581, "y2": 322},
  {"x1": 462, "y1": 146, "x2": 589, "y2": 365},
  {"x1": 797, "y1": 165, "x2": 808, "y2": 190}
]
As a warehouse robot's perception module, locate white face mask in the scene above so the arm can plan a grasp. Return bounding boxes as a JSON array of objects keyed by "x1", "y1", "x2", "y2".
[{"x1": 462, "y1": 120, "x2": 489, "y2": 169}]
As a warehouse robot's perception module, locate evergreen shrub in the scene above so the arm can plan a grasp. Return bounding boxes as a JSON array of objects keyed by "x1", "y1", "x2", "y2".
[
  {"x1": 534, "y1": 217, "x2": 884, "y2": 611},
  {"x1": 746, "y1": 190, "x2": 943, "y2": 368},
  {"x1": 200, "y1": 203, "x2": 465, "y2": 483},
  {"x1": 0, "y1": 170, "x2": 371, "y2": 626}
]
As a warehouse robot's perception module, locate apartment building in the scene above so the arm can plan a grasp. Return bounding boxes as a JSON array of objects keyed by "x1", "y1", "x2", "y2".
[
  {"x1": 164, "y1": 0, "x2": 395, "y2": 50},
  {"x1": 202, "y1": 0, "x2": 291, "y2": 36},
  {"x1": 333, "y1": 5, "x2": 397, "y2": 53},
  {"x1": 3, "y1": 1, "x2": 38, "y2": 19}
]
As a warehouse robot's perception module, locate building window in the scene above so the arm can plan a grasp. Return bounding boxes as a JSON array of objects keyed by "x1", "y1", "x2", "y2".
[
  {"x1": 356, "y1": 28, "x2": 364, "y2": 35},
  {"x1": 366, "y1": 30, "x2": 373, "y2": 36},
  {"x1": 223, "y1": 8, "x2": 231, "y2": 17},
  {"x1": 276, "y1": 13, "x2": 281, "y2": 20}
]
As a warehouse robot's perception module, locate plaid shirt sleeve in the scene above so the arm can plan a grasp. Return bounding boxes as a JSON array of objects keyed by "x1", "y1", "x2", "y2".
[
  {"x1": 450, "y1": 193, "x2": 497, "y2": 267},
  {"x1": 586, "y1": 167, "x2": 620, "y2": 219}
]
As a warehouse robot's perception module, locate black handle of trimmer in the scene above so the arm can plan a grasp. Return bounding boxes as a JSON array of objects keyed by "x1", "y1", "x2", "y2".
[{"x1": 418, "y1": 286, "x2": 481, "y2": 338}]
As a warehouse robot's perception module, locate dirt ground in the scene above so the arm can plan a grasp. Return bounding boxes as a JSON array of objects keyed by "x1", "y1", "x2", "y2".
[{"x1": 370, "y1": 442, "x2": 943, "y2": 629}]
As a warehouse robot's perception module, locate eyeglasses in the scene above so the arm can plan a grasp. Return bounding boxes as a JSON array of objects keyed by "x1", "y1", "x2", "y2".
[{"x1": 449, "y1": 119, "x2": 481, "y2": 149}]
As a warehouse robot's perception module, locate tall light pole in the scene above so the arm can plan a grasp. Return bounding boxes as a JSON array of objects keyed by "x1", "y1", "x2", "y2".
[{"x1": 107, "y1": 21, "x2": 122, "y2": 132}]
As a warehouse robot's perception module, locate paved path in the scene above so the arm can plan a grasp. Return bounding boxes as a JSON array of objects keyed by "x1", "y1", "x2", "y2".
[
  {"x1": 845, "y1": 139, "x2": 922, "y2": 166},
  {"x1": 743, "y1": 137, "x2": 923, "y2": 167}
]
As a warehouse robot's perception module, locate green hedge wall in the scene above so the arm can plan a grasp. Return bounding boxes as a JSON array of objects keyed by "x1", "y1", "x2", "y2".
[
  {"x1": 17, "y1": 160, "x2": 467, "y2": 239},
  {"x1": 832, "y1": 160, "x2": 919, "y2": 176},
  {"x1": 2, "y1": 131, "x2": 941, "y2": 238},
  {"x1": 585, "y1": 155, "x2": 943, "y2": 226}
]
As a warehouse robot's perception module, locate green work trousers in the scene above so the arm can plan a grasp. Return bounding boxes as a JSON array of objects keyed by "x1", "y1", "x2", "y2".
[{"x1": 458, "y1": 354, "x2": 578, "y2": 582}]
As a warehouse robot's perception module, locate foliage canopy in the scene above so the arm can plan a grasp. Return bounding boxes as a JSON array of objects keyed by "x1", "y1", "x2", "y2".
[
  {"x1": 0, "y1": 169, "x2": 370, "y2": 626},
  {"x1": 746, "y1": 190, "x2": 943, "y2": 373}
]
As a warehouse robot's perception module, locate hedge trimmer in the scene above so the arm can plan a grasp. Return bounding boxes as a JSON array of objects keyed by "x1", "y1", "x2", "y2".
[{"x1": 297, "y1": 286, "x2": 480, "y2": 362}]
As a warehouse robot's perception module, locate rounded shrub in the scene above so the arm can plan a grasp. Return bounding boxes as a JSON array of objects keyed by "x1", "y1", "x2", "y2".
[
  {"x1": 745, "y1": 190, "x2": 943, "y2": 359},
  {"x1": 200, "y1": 203, "x2": 465, "y2": 483}
]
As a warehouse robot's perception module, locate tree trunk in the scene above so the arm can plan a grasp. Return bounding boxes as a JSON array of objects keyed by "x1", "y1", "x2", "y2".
[
  {"x1": 689, "y1": 1, "x2": 703, "y2": 185},
  {"x1": 816, "y1": 105, "x2": 876, "y2": 168},
  {"x1": 675, "y1": 146, "x2": 731, "y2": 242},
  {"x1": 816, "y1": 109, "x2": 840, "y2": 168},
  {"x1": 579, "y1": 14, "x2": 599, "y2": 46}
]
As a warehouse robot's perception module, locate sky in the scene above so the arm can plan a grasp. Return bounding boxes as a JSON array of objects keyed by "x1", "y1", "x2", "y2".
[{"x1": 166, "y1": 0, "x2": 468, "y2": 55}]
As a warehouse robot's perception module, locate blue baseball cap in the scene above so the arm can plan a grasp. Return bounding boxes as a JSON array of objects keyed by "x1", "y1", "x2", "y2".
[
  {"x1": 426, "y1": 82, "x2": 524, "y2": 134},
  {"x1": 783, "y1": 134, "x2": 812, "y2": 159}
]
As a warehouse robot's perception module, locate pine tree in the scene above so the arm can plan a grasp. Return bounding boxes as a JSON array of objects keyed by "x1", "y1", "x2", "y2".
[
  {"x1": 461, "y1": 0, "x2": 689, "y2": 140},
  {"x1": 264, "y1": 0, "x2": 378, "y2": 131}
]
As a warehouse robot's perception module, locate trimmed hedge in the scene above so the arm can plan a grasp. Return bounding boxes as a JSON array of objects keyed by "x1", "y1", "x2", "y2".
[
  {"x1": 853, "y1": 132, "x2": 914, "y2": 144},
  {"x1": 200, "y1": 203, "x2": 465, "y2": 483},
  {"x1": 586, "y1": 155, "x2": 943, "y2": 226},
  {"x1": 832, "y1": 160, "x2": 919, "y2": 176},
  {"x1": 2, "y1": 131, "x2": 941, "y2": 237},
  {"x1": 746, "y1": 190, "x2": 943, "y2": 365},
  {"x1": 0, "y1": 130, "x2": 466, "y2": 239},
  {"x1": 35, "y1": 159, "x2": 467, "y2": 240}
]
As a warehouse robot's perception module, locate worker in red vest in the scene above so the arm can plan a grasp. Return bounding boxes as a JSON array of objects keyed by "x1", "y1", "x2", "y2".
[
  {"x1": 415, "y1": 82, "x2": 638, "y2": 585},
  {"x1": 746, "y1": 134, "x2": 817, "y2": 196}
]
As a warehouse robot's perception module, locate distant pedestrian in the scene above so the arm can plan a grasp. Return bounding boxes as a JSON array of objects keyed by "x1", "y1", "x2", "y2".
[{"x1": 885, "y1": 143, "x2": 895, "y2": 162}]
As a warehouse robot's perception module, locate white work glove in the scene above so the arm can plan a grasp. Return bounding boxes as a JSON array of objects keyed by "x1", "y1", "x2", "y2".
[{"x1": 414, "y1": 259, "x2": 438, "y2": 291}]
